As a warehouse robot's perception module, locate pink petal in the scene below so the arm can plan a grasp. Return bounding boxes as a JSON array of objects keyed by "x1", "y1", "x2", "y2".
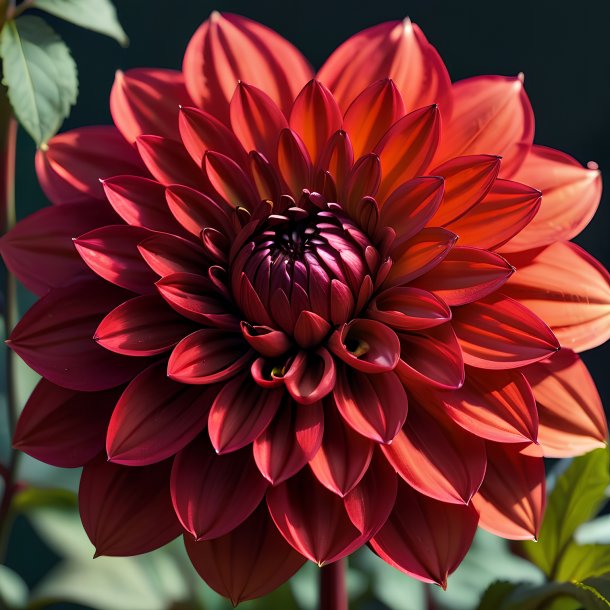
[{"x1": 284, "y1": 348, "x2": 337, "y2": 404}]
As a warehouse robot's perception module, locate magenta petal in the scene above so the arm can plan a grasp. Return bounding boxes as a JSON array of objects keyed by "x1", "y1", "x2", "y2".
[
  {"x1": 171, "y1": 435, "x2": 268, "y2": 540},
  {"x1": 284, "y1": 348, "x2": 336, "y2": 404},
  {"x1": 106, "y1": 361, "x2": 219, "y2": 465}
]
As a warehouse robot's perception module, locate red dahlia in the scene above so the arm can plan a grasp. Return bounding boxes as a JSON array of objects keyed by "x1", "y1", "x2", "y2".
[{"x1": 2, "y1": 12, "x2": 609, "y2": 604}]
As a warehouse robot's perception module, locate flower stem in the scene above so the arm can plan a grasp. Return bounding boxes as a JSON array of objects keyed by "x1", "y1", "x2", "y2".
[{"x1": 319, "y1": 559, "x2": 348, "y2": 610}]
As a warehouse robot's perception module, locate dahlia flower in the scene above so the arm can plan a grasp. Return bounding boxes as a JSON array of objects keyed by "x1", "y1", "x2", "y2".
[{"x1": 3, "y1": 11, "x2": 609, "y2": 604}]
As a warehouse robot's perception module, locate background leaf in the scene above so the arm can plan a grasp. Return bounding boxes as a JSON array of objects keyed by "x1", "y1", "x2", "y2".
[
  {"x1": 0, "y1": 564, "x2": 28, "y2": 609},
  {"x1": 0, "y1": 15, "x2": 78, "y2": 147},
  {"x1": 31, "y1": 0, "x2": 128, "y2": 46}
]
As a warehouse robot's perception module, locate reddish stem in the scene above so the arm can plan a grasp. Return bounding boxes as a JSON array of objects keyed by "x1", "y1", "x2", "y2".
[{"x1": 320, "y1": 559, "x2": 348, "y2": 610}]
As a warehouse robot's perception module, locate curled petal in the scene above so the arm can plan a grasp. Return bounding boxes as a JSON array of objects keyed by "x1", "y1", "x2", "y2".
[
  {"x1": 284, "y1": 348, "x2": 336, "y2": 404},
  {"x1": 334, "y1": 367, "x2": 407, "y2": 444},
  {"x1": 171, "y1": 436, "x2": 267, "y2": 540},
  {"x1": 452, "y1": 294, "x2": 560, "y2": 369},
  {"x1": 106, "y1": 361, "x2": 218, "y2": 465},
  {"x1": 110, "y1": 68, "x2": 192, "y2": 143},
  {"x1": 36, "y1": 126, "x2": 146, "y2": 205},
  {"x1": 14, "y1": 380, "x2": 119, "y2": 468},
  {"x1": 208, "y1": 372, "x2": 283, "y2": 453},
  {"x1": 138, "y1": 232, "x2": 209, "y2": 277},
  {"x1": 472, "y1": 442, "x2": 545, "y2": 540},
  {"x1": 503, "y1": 242, "x2": 610, "y2": 352},
  {"x1": 185, "y1": 503, "x2": 306, "y2": 606},
  {"x1": 251, "y1": 357, "x2": 287, "y2": 389},
  {"x1": 241, "y1": 322, "x2": 292, "y2": 358},
  {"x1": 524, "y1": 349, "x2": 608, "y2": 457},
  {"x1": 370, "y1": 482, "x2": 479, "y2": 588},
  {"x1": 79, "y1": 457, "x2": 181, "y2": 557}
]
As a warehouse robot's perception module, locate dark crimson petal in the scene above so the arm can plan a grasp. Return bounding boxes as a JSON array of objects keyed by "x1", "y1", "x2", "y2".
[
  {"x1": 79, "y1": 457, "x2": 181, "y2": 556},
  {"x1": 440, "y1": 367, "x2": 538, "y2": 444},
  {"x1": 472, "y1": 442, "x2": 545, "y2": 540},
  {"x1": 240, "y1": 322, "x2": 292, "y2": 358},
  {"x1": 110, "y1": 68, "x2": 193, "y2": 143},
  {"x1": 293, "y1": 311, "x2": 332, "y2": 349},
  {"x1": 250, "y1": 150, "x2": 283, "y2": 201},
  {"x1": 427, "y1": 154, "x2": 501, "y2": 226},
  {"x1": 106, "y1": 361, "x2": 219, "y2": 466},
  {"x1": 309, "y1": 398, "x2": 373, "y2": 496},
  {"x1": 171, "y1": 436, "x2": 267, "y2": 540},
  {"x1": 102, "y1": 176, "x2": 186, "y2": 235},
  {"x1": 138, "y1": 233, "x2": 209, "y2": 276},
  {"x1": 396, "y1": 323, "x2": 465, "y2": 390},
  {"x1": 452, "y1": 294, "x2": 560, "y2": 369},
  {"x1": 328, "y1": 319, "x2": 400, "y2": 373},
  {"x1": 382, "y1": 400, "x2": 486, "y2": 504},
  {"x1": 208, "y1": 372, "x2": 283, "y2": 453},
  {"x1": 411, "y1": 247, "x2": 515, "y2": 306},
  {"x1": 367, "y1": 286, "x2": 451, "y2": 331},
  {"x1": 185, "y1": 503, "x2": 306, "y2": 606},
  {"x1": 284, "y1": 348, "x2": 336, "y2": 405},
  {"x1": 334, "y1": 367, "x2": 407, "y2": 444},
  {"x1": 0, "y1": 201, "x2": 118, "y2": 295},
  {"x1": 370, "y1": 482, "x2": 479, "y2": 587},
  {"x1": 267, "y1": 467, "x2": 361, "y2": 565},
  {"x1": 253, "y1": 396, "x2": 324, "y2": 484},
  {"x1": 13, "y1": 380, "x2": 119, "y2": 468},
  {"x1": 8, "y1": 280, "x2": 152, "y2": 391},
  {"x1": 157, "y1": 272, "x2": 239, "y2": 330},
  {"x1": 96, "y1": 295, "x2": 196, "y2": 356},
  {"x1": 36, "y1": 126, "x2": 146, "y2": 205},
  {"x1": 74, "y1": 225, "x2": 158, "y2": 294},
  {"x1": 204, "y1": 151, "x2": 259, "y2": 209},
  {"x1": 168, "y1": 329, "x2": 252, "y2": 384}
]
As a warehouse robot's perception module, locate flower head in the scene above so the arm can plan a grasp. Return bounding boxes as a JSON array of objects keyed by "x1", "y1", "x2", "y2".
[{"x1": 3, "y1": 12, "x2": 609, "y2": 603}]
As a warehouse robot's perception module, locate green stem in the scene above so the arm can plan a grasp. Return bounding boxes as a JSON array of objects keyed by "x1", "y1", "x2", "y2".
[{"x1": 319, "y1": 559, "x2": 348, "y2": 610}]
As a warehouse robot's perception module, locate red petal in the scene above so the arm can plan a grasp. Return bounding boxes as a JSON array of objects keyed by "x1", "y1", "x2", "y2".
[
  {"x1": 503, "y1": 242, "x2": 610, "y2": 352},
  {"x1": 284, "y1": 348, "x2": 336, "y2": 404},
  {"x1": 185, "y1": 503, "x2": 306, "y2": 605},
  {"x1": 334, "y1": 367, "x2": 407, "y2": 444},
  {"x1": 74, "y1": 225, "x2": 158, "y2": 294},
  {"x1": 505, "y1": 145, "x2": 602, "y2": 251},
  {"x1": 208, "y1": 372, "x2": 283, "y2": 453},
  {"x1": 382, "y1": 401, "x2": 486, "y2": 504},
  {"x1": 241, "y1": 323, "x2": 292, "y2": 358},
  {"x1": 79, "y1": 457, "x2": 181, "y2": 556},
  {"x1": 110, "y1": 68, "x2": 192, "y2": 143},
  {"x1": 317, "y1": 20, "x2": 452, "y2": 116},
  {"x1": 524, "y1": 349, "x2": 608, "y2": 457},
  {"x1": 14, "y1": 380, "x2": 119, "y2": 468},
  {"x1": 472, "y1": 442, "x2": 545, "y2": 540},
  {"x1": 434, "y1": 75, "x2": 534, "y2": 177},
  {"x1": 138, "y1": 232, "x2": 209, "y2": 276},
  {"x1": 171, "y1": 435, "x2": 267, "y2": 540},
  {"x1": 277, "y1": 128, "x2": 313, "y2": 198},
  {"x1": 8, "y1": 280, "x2": 151, "y2": 391},
  {"x1": 204, "y1": 150, "x2": 259, "y2": 208},
  {"x1": 253, "y1": 396, "x2": 324, "y2": 484},
  {"x1": 267, "y1": 467, "x2": 361, "y2": 564},
  {"x1": 36, "y1": 126, "x2": 146, "y2": 205},
  {"x1": 316, "y1": 129, "x2": 353, "y2": 195},
  {"x1": 293, "y1": 310, "x2": 332, "y2": 349},
  {"x1": 344, "y1": 154, "x2": 381, "y2": 214},
  {"x1": 452, "y1": 294, "x2": 559, "y2": 369},
  {"x1": 0, "y1": 201, "x2": 117, "y2": 295},
  {"x1": 447, "y1": 179, "x2": 541, "y2": 250},
  {"x1": 309, "y1": 399, "x2": 373, "y2": 496},
  {"x1": 168, "y1": 329, "x2": 252, "y2": 384},
  {"x1": 183, "y1": 12, "x2": 313, "y2": 121},
  {"x1": 106, "y1": 361, "x2": 218, "y2": 465},
  {"x1": 412, "y1": 247, "x2": 514, "y2": 306},
  {"x1": 370, "y1": 482, "x2": 479, "y2": 587}
]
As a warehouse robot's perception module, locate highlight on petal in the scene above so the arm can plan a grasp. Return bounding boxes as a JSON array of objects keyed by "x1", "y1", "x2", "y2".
[
  {"x1": 504, "y1": 145, "x2": 602, "y2": 251},
  {"x1": 171, "y1": 435, "x2": 267, "y2": 540},
  {"x1": 434, "y1": 75, "x2": 534, "y2": 176},
  {"x1": 370, "y1": 482, "x2": 479, "y2": 588},
  {"x1": 452, "y1": 293, "x2": 560, "y2": 369},
  {"x1": 503, "y1": 241, "x2": 610, "y2": 352},
  {"x1": 79, "y1": 457, "x2": 181, "y2": 557},
  {"x1": 14, "y1": 380, "x2": 119, "y2": 468},
  {"x1": 106, "y1": 361, "x2": 218, "y2": 465},
  {"x1": 472, "y1": 442, "x2": 545, "y2": 540},
  {"x1": 524, "y1": 349, "x2": 608, "y2": 457},
  {"x1": 183, "y1": 12, "x2": 313, "y2": 121},
  {"x1": 185, "y1": 503, "x2": 306, "y2": 606},
  {"x1": 317, "y1": 19, "x2": 452, "y2": 115}
]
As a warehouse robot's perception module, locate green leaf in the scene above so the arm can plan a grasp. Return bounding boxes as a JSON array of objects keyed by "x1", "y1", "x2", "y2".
[
  {"x1": 31, "y1": 0, "x2": 128, "y2": 45},
  {"x1": 477, "y1": 581, "x2": 519, "y2": 610},
  {"x1": 555, "y1": 544, "x2": 610, "y2": 582},
  {"x1": 0, "y1": 565, "x2": 28, "y2": 609},
  {"x1": 524, "y1": 447, "x2": 610, "y2": 578},
  {"x1": 0, "y1": 15, "x2": 78, "y2": 146},
  {"x1": 13, "y1": 486, "x2": 76, "y2": 512}
]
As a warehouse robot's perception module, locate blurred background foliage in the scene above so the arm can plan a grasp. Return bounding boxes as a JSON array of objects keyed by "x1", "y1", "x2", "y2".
[{"x1": 1, "y1": 0, "x2": 610, "y2": 609}]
